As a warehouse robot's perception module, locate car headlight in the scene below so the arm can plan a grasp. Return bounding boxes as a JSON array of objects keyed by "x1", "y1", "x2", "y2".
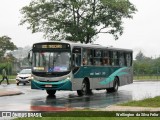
[{"x1": 29, "y1": 76, "x2": 33, "y2": 80}]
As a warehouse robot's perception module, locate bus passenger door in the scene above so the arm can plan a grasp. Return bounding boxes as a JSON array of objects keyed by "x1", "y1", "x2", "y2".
[{"x1": 72, "y1": 47, "x2": 82, "y2": 90}]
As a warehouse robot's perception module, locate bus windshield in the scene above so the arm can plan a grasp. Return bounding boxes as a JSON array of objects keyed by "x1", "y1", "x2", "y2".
[{"x1": 32, "y1": 51, "x2": 71, "y2": 73}]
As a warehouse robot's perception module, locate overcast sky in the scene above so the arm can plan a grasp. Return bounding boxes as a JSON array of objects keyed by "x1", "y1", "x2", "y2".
[{"x1": 0, "y1": 0, "x2": 160, "y2": 58}]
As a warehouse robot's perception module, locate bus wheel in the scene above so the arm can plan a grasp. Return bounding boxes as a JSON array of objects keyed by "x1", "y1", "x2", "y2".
[
  {"x1": 107, "y1": 77, "x2": 119, "y2": 93},
  {"x1": 77, "y1": 80, "x2": 89, "y2": 96},
  {"x1": 46, "y1": 90, "x2": 56, "y2": 96}
]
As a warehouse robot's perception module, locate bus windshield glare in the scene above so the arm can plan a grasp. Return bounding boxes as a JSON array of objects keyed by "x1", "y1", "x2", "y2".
[{"x1": 32, "y1": 51, "x2": 71, "y2": 72}]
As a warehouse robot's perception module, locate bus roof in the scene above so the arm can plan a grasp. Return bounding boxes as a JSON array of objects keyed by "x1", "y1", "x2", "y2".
[{"x1": 33, "y1": 41, "x2": 133, "y2": 52}]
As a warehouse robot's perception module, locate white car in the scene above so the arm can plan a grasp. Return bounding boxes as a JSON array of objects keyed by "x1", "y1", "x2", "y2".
[{"x1": 16, "y1": 69, "x2": 33, "y2": 85}]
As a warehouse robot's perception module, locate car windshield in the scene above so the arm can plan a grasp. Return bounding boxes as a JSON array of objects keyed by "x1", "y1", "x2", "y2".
[
  {"x1": 19, "y1": 69, "x2": 31, "y2": 74},
  {"x1": 32, "y1": 51, "x2": 71, "y2": 72}
]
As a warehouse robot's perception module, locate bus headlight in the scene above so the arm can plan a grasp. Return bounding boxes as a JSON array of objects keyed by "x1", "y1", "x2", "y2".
[{"x1": 66, "y1": 76, "x2": 71, "y2": 80}]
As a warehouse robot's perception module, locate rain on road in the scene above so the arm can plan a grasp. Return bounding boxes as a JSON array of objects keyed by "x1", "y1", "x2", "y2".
[{"x1": 0, "y1": 81, "x2": 160, "y2": 111}]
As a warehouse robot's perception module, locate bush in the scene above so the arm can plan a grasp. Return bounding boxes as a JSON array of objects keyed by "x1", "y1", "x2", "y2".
[{"x1": 0, "y1": 62, "x2": 12, "y2": 75}]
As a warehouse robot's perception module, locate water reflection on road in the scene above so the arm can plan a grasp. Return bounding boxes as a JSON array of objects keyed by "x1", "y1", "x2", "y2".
[
  {"x1": 1, "y1": 81, "x2": 160, "y2": 111},
  {"x1": 31, "y1": 90, "x2": 132, "y2": 109},
  {"x1": 30, "y1": 81, "x2": 160, "y2": 110}
]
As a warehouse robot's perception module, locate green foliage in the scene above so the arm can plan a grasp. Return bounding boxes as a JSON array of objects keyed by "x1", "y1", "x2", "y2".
[
  {"x1": 0, "y1": 35, "x2": 17, "y2": 75},
  {"x1": 134, "y1": 60, "x2": 152, "y2": 74},
  {"x1": 20, "y1": 0, "x2": 137, "y2": 43},
  {"x1": 0, "y1": 63, "x2": 8, "y2": 72},
  {"x1": 0, "y1": 35, "x2": 17, "y2": 60},
  {"x1": 135, "y1": 51, "x2": 146, "y2": 61},
  {"x1": 0, "y1": 62, "x2": 12, "y2": 75},
  {"x1": 133, "y1": 51, "x2": 160, "y2": 75}
]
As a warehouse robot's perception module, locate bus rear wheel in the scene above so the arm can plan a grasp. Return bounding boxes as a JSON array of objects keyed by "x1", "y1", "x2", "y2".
[
  {"x1": 107, "y1": 77, "x2": 119, "y2": 93},
  {"x1": 46, "y1": 90, "x2": 56, "y2": 96},
  {"x1": 77, "y1": 80, "x2": 90, "y2": 96}
]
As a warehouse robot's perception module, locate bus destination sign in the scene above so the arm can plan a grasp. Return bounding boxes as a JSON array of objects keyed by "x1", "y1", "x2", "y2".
[
  {"x1": 42, "y1": 44, "x2": 62, "y2": 48},
  {"x1": 34, "y1": 43, "x2": 70, "y2": 49}
]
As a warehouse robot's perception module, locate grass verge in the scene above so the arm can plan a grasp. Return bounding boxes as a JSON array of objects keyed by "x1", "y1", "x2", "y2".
[
  {"x1": 0, "y1": 79, "x2": 16, "y2": 84},
  {"x1": 134, "y1": 75, "x2": 160, "y2": 80},
  {"x1": 0, "y1": 75, "x2": 16, "y2": 84},
  {"x1": 119, "y1": 96, "x2": 160, "y2": 107}
]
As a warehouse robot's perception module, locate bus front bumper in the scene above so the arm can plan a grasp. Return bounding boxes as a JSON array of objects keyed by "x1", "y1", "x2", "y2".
[{"x1": 31, "y1": 79, "x2": 72, "y2": 90}]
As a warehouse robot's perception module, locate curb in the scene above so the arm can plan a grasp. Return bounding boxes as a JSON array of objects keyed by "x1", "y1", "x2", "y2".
[{"x1": 0, "y1": 90, "x2": 23, "y2": 97}]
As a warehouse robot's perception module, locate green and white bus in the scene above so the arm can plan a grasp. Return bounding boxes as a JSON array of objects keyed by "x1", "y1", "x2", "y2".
[{"x1": 28, "y1": 41, "x2": 133, "y2": 96}]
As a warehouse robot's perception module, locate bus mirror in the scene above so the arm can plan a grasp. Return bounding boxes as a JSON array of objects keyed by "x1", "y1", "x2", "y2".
[
  {"x1": 72, "y1": 54, "x2": 75, "y2": 67},
  {"x1": 28, "y1": 53, "x2": 30, "y2": 59},
  {"x1": 28, "y1": 50, "x2": 32, "y2": 65}
]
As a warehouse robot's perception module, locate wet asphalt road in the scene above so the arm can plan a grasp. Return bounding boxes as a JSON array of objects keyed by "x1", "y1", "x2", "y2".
[{"x1": 0, "y1": 81, "x2": 160, "y2": 111}]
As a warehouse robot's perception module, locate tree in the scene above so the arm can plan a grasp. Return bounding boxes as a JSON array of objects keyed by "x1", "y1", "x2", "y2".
[
  {"x1": 20, "y1": 0, "x2": 137, "y2": 43},
  {"x1": 0, "y1": 36, "x2": 17, "y2": 61},
  {"x1": 135, "y1": 51, "x2": 152, "y2": 61},
  {"x1": 135, "y1": 51, "x2": 145, "y2": 61},
  {"x1": 134, "y1": 51, "x2": 154, "y2": 75}
]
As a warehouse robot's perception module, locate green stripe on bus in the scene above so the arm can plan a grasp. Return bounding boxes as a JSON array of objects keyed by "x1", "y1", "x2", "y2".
[{"x1": 100, "y1": 67, "x2": 129, "y2": 85}]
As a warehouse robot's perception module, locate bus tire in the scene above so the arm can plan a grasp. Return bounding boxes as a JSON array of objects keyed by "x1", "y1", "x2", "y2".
[
  {"x1": 107, "y1": 77, "x2": 119, "y2": 93},
  {"x1": 46, "y1": 90, "x2": 56, "y2": 96},
  {"x1": 77, "y1": 80, "x2": 90, "y2": 96}
]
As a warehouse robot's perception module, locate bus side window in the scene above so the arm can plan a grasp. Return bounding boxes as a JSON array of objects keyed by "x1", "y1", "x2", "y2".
[
  {"x1": 72, "y1": 47, "x2": 81, "y2": 67},
  {"x1": 102, "y1": 50, "x2": 109, "y2": 66},
  {"x1": 82, "y1": 48, "x2": 88, "y2": 65},
  {"x1": 109, "y1": 51, "x2": 113, "y2": 65},
  {"x1": 88, "y1": 49, "x2": 93, "y2": 65},
  {"x1": 113, "y1": 51, "x2": 118, "y2": 66},
  {"x1": 83, "y1": 57, "x2": 87, "y2": 65},
  {"x1": 119, "y1": 52, "x2": 125, "y2": 66},
  {"x1": 102, "y1": 58, "x2": 109, "y2": 65},
  {"x1": 126, "y1": 53, "x2": 132, "y2": 66},
  {"x1": 82, "y1": 48, "x2": 93, "y2": 66},
  {"x1": 76, "y1": 54, "x2": 81, "y2": 66},
  {"x1": 93, "y1": 49, "x2": 102, "y2": 66}
]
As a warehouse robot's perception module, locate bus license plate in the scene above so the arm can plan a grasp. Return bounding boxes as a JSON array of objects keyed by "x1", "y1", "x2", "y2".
[{"x1": 45, "y1": 84, "x2": 52, "y2": 88}]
